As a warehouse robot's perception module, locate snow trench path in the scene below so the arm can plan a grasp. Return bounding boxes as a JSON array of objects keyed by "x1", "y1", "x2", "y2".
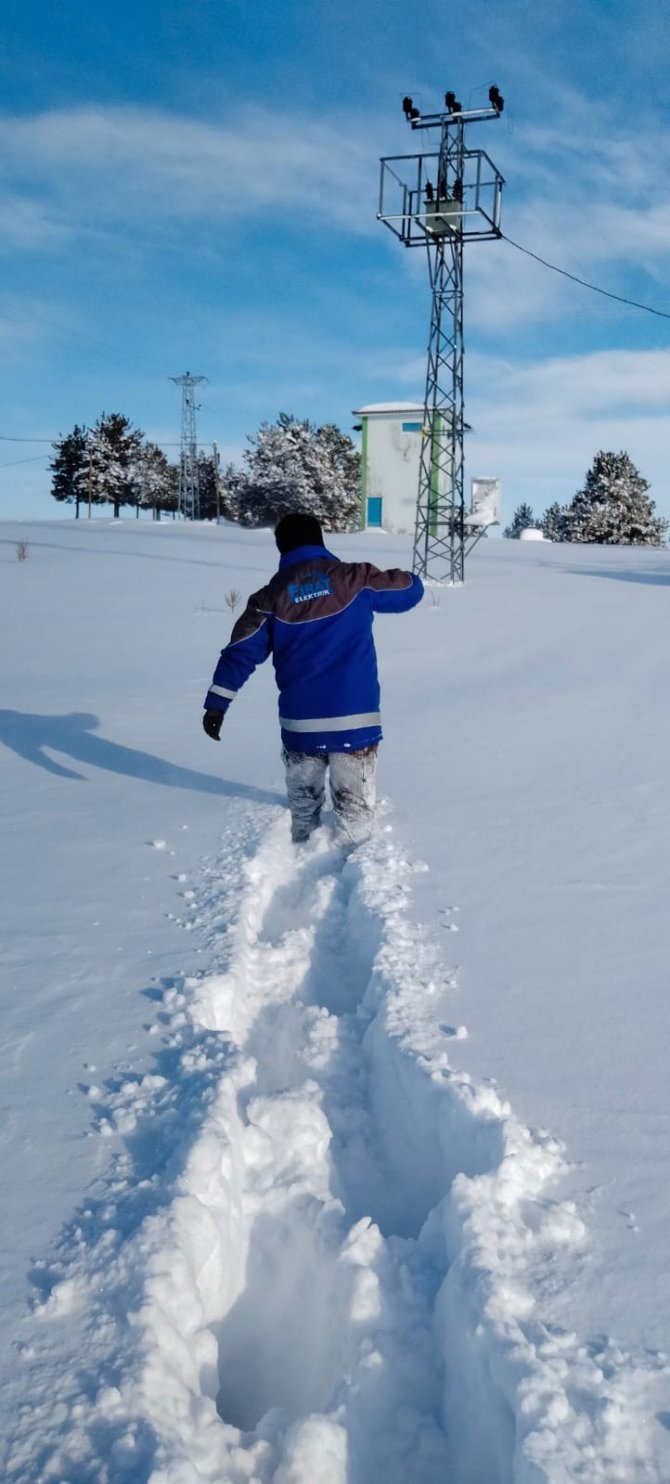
[{"x1": 5, "y1": 808, "x2": 670, "y2": 1484}]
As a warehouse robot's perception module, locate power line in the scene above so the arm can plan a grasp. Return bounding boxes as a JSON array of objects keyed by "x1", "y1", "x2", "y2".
[
  {"x1": 501, "y1": 233, "x2": 670, "y2": 322},
  {"x1": 0, "y1": 454, "x2": 51, "y2": 469},
  {"x1": 0, "y1": 435, "x2": 186, "y2": 446},
  {"x1": 0, "y1": 301, "x2": 167, "y2": 379}
]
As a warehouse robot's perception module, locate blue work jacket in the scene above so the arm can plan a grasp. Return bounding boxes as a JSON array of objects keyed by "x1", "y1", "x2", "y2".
[{"x1": 205, "y1": 544, "x2": 424, "y2": 752}]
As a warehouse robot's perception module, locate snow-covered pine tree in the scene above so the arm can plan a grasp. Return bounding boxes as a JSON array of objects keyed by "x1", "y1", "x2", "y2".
[
  {"x1": 563, "y1": 451, "x2": 668, "y2": 546},
  {"x1": 503, "y1": 502, "x2": 539, "y2": 539},
  {"x1": 50, "y1": 425, "x2": 91, "y2": 517},
  {"x1": 136, "y1": 443, "x2": 177, "y2": 519},
  {"x1": 89, "y1": 413, "x2": 144, "y2": 518},
  {"x1": 311, "y1": 422, "x2": 360, "y2": 528},
  {"x1": 224, "y1": 413, "x2": 360, "y2": 531},
  {"x1": 218, "y1": 462, "x2": 246, "y2": 524},
  {"x1": 196, "y1": 451, "x2": 221, "y2": 521},
  {"x1": 541, "y1": 501, "x2": 569, "y2": 542}
]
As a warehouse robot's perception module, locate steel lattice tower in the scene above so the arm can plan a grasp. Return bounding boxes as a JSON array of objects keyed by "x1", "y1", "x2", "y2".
[
  {"x1": 378, "y1": 89, "x2": 505, "y2": 582},
  {"x1": 169, "y1": 372, "x2": 207, "y2": 520}
]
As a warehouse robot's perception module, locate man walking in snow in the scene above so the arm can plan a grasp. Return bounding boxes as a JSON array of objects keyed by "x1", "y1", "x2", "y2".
[{"x1": 202, "y1": 512, "x2": 423, "y2": 846}]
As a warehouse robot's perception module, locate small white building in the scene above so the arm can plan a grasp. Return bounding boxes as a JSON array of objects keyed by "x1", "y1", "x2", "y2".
[
  {"x1": 352, "y1": 403, "x2": 426, "y2": 534},
  {"x1": 352, "y1": 403, "x2": 500, "y2": 538}
]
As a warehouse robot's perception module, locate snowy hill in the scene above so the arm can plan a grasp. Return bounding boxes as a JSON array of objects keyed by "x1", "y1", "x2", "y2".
[{"x1": 2, "y1": 520, "x2": 670, "y2": 1482}]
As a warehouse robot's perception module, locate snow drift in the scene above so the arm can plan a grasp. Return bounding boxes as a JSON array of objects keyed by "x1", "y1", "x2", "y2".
[{"x1": 5, "y1": 803, "x2": 668, "y2": 1483}]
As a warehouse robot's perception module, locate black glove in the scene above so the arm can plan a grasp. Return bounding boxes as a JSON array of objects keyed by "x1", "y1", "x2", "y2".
[{"x1": 203, "y1": 709, "x2": 224, "y2": 741}]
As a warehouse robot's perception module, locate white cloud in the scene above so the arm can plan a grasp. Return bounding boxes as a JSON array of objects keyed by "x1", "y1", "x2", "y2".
[
  {"x1": 0, "y1": 299, "x2": 56, "y2": 357},
  {"x1": 0, "y1": 195, "x2": 67, "y2": 250},
  {"x1": 466, "y1": 347, "x2": 670, "y2": 519},
  {"x1": 3, "y1": 96, "x2": 669, "y2": 342},
  {"x1": 457, "y1": 104, "x2": 670, "y2": 328},
  {"x1": 0, "y1": 104, "x2": 379, "y2": 234},
  {"x1": 471, "y1": 347, "x2": 670, "y2": 420}
]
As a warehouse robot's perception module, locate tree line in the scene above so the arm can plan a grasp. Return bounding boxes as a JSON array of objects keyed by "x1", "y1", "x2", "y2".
[
  {"x1": 51, "y1": 416, "x2": 179, "y2": 519},
  {"x1": 50, "y1": 412, "x2": 361, "y2": 529},
  {"x1": 504, "y1": 451, "x2": 668, "y2": 545}
]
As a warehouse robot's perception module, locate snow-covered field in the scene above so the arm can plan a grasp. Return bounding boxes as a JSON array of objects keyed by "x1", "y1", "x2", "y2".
[{"x1": 2, "y1": 519, "x2": 670, "y2": 1483}]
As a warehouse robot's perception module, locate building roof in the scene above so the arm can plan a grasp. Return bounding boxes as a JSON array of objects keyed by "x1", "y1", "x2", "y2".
[{"x1": 352, "y1": 402, "x2": 425, "y2": 416}]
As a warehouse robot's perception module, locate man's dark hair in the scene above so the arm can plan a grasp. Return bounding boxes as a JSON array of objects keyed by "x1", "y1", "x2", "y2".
[{"x1": 274, "y1": 512, "x2": 325, "y2": 555}]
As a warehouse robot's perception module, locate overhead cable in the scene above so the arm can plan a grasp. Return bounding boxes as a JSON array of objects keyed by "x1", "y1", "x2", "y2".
[{"x1": 501, "y1": 233, "x2": 670, "y2": 322}]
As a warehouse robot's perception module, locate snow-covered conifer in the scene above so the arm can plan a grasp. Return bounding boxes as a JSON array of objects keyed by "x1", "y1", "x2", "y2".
[
  {"x1": 50, "y1": 425, "x2": 91, "y2": 517},
  {"x1": 311, "y1": 422, "x2": 360, "y2": 528},
  {"x1": 218, "y1": 462, "x2": 246, "y2": 524},
  {"x1": 89, "y1": 413, "x2": 144, "y2": 518},
  {"x1": 136, "y1": 443, "x2": 177, "y2": 519},
  {"x1": 541, "y1": 502, "x2": 569, "y2": 542},
  {"x1": 195, "y1": 451, "x2": 222, "y2": 521},
  {"x1": 224, "y1": 413, "x2": 360, "y2": 531},
  {"x1": 562, "y1": 451, "x2": 667, "y2": 546},
  {"x1": 503, "y1": 502, "x2": 539, "y2": 539}
]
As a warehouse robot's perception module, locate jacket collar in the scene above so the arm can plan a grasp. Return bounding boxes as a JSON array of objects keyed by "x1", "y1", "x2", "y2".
[{"x1": 278, "y1": 544, "x2": 337, "y2": 571}]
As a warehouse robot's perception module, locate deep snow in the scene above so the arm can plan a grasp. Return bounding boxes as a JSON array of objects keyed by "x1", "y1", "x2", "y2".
[{"x1": 1, "y1": 519, "x2": 670, "y2": 1482}]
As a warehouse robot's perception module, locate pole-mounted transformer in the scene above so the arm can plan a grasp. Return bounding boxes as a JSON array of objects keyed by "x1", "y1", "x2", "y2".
[{"x1": 378, "y1": 89, "x2": 505, "y2": 582}]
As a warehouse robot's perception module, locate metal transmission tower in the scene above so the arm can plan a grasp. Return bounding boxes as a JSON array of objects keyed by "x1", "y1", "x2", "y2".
[
  {"x1": 169, "y1": 372, "x2": 207, "y2": 519},
  {"x1": 378, "y1": 87, "x2": 505, "y2": 582}
]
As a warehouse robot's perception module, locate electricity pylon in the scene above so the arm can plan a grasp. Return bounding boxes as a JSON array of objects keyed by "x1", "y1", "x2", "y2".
[
  {"x1": 378, "y1": 88, "x2": 505, "y2": 582},
  {"x1": 169, "y1": 372, "x2": 207, "y2": 520}
]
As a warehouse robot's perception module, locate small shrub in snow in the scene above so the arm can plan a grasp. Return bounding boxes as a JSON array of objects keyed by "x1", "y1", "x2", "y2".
[
  {"x1": 16, "y1": 542, "x2": 29, "y2": 561},
  {"x1": 225, "y1": 589, "x2": 242, "y2": 614}
]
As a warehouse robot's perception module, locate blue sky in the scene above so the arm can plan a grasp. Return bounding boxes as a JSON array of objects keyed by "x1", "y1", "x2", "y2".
[{"x1": 3, "y1": 0, "x2": 670, "y2": 524}]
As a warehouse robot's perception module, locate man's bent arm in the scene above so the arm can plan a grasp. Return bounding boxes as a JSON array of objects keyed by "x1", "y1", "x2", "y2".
[{"x1": 204, "y1": 602, "x2": 272, "y2": 713}]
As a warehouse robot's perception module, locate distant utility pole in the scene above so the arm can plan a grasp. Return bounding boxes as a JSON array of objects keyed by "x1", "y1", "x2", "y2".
[
  {"x1": 378, "y1": 86, "x2": 505, "y2": 582},
  {"x1": 212, "y1": 441, "x2": 221, "y2": 522},
  {"x1": 87, "y1": 445, "x2": 93, "y2": 520},
  {"x1": 169, "y1": 372, "x2": 207, "y2": 520}
]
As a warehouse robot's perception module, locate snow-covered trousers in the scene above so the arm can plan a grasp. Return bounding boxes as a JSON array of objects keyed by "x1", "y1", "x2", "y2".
[{"x1": 282, "y1": 746, "x2": 378, "y2": 847}]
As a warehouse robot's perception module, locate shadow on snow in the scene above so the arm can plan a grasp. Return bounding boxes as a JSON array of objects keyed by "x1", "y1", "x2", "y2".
[{"x1": 0, "y1": 709, "x2": 284, "y2": 805}]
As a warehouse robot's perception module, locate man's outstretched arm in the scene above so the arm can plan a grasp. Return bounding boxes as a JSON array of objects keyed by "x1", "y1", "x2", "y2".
[{"x1": 365, "y1": 567, "x2": 424, "y2": 613}]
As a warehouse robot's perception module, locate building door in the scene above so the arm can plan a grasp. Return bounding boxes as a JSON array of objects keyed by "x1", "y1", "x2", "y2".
[{"x1": 367, "y1": 496, "x2": 383, "y2": 528}]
